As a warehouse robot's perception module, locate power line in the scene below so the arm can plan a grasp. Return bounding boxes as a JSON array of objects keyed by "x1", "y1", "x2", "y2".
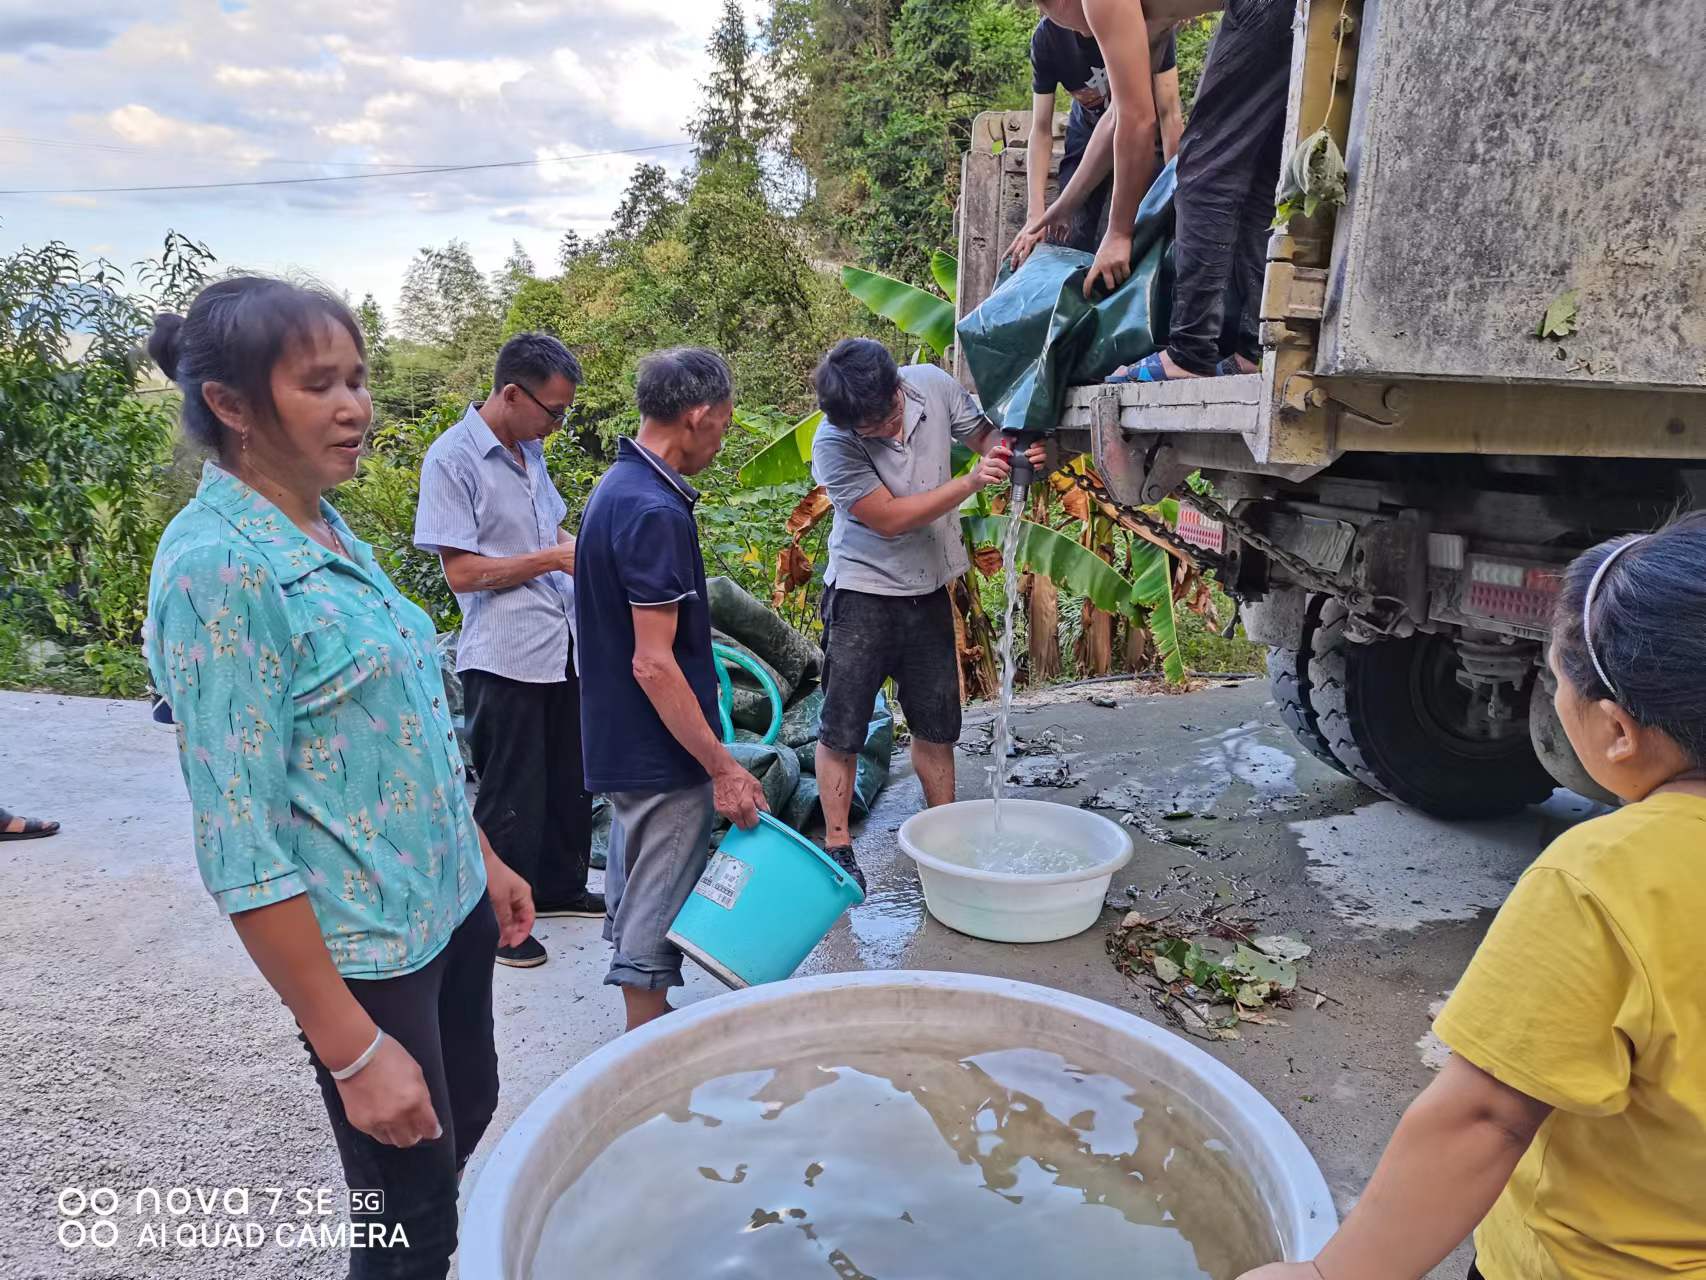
[
  {"x1": 0, "y1": 141, "x2": 693, "y2": 197},
  {"x1": 0, "y1": 133, "x2": 428, "y2": 169}
]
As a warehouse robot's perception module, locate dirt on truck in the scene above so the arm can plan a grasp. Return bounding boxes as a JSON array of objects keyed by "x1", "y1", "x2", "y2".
[{"x1": 956, "y1": 0, "x2": 1706, "y2": 820}]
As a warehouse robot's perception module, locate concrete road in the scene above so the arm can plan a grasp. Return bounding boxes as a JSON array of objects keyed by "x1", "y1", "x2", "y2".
[{"x1": 0, "y1": 681, "x2": 1593, "y2": 1279}]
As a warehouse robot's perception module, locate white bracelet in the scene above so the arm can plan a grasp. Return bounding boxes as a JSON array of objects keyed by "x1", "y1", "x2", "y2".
[{"x1": 329, "y1": 1029, "x2": 386, "y2": 1082}]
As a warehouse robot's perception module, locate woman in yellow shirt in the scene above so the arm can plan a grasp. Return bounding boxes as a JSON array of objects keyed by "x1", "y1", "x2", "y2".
[{"x1": 1243, "y1": 513, "x2": 1706, "y2": 1280}]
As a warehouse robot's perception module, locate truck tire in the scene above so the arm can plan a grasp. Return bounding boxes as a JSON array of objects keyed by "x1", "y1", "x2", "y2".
[
  {"x1": 1307, "y1": 601, "x2": 1556, "y2": 819},
  {"x1": 1266, "y1": 594, "x2": 1349, "y2": 775}
]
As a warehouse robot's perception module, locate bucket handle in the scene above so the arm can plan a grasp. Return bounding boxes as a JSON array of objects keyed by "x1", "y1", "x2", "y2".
[{"x1": 754, "y1": 813, "x2": 865, "y2": 902}]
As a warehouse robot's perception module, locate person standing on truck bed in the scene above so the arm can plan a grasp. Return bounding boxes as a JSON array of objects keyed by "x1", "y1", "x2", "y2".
[
  {"x1": 1012, "y1": 0, "x2": 1293, "y2": 381},
  {"x1": 1025, "y1": 17, "x2": 1184, "y2": 254},
  {"x1": 809, "y1": 339, "x2": 1048, "y2": 892}
]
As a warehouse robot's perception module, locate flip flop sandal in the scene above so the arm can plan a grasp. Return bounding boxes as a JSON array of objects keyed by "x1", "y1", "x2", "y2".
[
  {"x1": 1105, "y1": 352, "x2": 1173, "y2": 384},
  {"x1": 0, "y1": 809, "x2": 59, "y2": 841}
]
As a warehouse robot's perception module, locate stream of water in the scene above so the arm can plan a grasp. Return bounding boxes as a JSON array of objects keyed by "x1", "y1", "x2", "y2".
[{"x1": 987, "y1": 509, "x2": 1027, "y2": 831}]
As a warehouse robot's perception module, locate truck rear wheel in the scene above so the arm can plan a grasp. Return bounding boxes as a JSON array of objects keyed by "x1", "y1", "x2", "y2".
[
  {"x1": 1307, "y1": 602, "x2": 1556, "y2": 819},
  {"x1": 1266, "y1": 594, "x2": 1349, "y2": 776}
]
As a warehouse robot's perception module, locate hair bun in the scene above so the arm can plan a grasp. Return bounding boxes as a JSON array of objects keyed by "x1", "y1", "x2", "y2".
[{"x1": 147, "y1": 313, "x2": 185, "y2": 381}]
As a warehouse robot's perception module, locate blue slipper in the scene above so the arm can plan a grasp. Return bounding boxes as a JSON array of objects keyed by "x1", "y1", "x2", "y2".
[{"x1": 1106, "y1": 352, "x2": 1171, "y2": 384}]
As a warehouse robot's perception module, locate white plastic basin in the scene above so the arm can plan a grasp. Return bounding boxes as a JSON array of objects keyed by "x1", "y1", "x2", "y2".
[
  {"x1": 898, "y1": 797, "x2": 1134, "y2": 942},
  {"x1": 462, "y1": 971, "x2": 1337, "y2": 1278}
]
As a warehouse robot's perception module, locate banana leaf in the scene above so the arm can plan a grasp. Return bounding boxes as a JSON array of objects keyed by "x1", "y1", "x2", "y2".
[
  {"x1": 841, "y1": 266, "x2": 956, "y2": 356},
  {"x1": 736, "y1": 410, "x2": 823, "y2": 487},
  {"x1": 1130, "y1": 540, "x2": 1185, "y2": 683},
  {"x1": 930, "y1": 251, "x2": 958, "y2": 302},
  {"x1": 962, "y1": 515, "x2": 1143, "y2": 620}
]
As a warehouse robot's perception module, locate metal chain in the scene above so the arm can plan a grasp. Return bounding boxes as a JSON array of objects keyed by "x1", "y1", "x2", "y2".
[{"x1": 1067, "y1": 469, "x2": 1409, "y2": 635}]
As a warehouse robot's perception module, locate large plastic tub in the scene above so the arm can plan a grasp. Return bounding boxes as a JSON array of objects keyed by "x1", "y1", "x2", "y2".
[
  {"x1": 462, "y1": 971, "x2": 1337, "y2": 1278},
  {"x1": 898, "y1": 797, "x2": 1133, "y2": 942}
]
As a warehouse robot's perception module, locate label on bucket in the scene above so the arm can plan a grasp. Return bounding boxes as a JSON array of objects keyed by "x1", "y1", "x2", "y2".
[{"x1": 694, "y1": 851, "x2": 752, "y2": 910}]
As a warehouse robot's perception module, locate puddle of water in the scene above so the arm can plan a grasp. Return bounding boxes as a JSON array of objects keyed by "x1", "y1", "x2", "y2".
[
  {"x1": 1292, "y1": 791, "x2": 1601, "y2": 931},
  {"x1": 530, "y1": 1045, "x2": 1281, "y2": 1280},
  {"x1": 844, "y1": 884, "x2": 926, "y2": 970}
]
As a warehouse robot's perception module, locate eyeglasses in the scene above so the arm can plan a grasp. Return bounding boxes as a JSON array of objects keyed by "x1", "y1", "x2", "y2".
[
  {"x1": 516, "y1": 382, "x2": 572, "y2": 426},
  {"x1": 855, "y1": 395, "x2": 906, "y2": 438}
]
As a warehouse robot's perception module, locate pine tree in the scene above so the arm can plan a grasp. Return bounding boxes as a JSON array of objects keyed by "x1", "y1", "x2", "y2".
[
  {"x1": 557, "y1": 230, "x2": 590, "y2": 272},
  {"x1": 693, "y1": 0, "x2": 763, "y2": 166},
  {"x1": 607, "y1": 164, "x2": 680, "y2": 244}
]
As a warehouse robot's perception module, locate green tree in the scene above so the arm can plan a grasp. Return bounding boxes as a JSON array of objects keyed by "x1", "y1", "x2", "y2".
[
  {"x1": 356, "y1": 292, "x2": 393, "y2": 388},
  {"x1": 695, "y1": 0, "x2": 767, "y2": 166},
  {"x1": 492, "y1": 240, "x2": 536, "y2": 317},
  {"x1": 0, "y1": 232, "x2": 213, "y2": 694},
  {"x1": 396, "y1": 240, "x2": 496, "y2": 348},
  {"x1": 556, "y1": 229, "x2": 593, "y2": 272},
  {"x1": 764, "y1": 0, "x2": 1033, "y2": 278},
  {"x1": 607, "y1": 164, "x2": 682, "y2": 246}
]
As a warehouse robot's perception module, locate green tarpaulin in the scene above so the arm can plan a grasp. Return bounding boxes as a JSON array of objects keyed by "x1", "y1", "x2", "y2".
[{"x1": 957, "y1": 159, "x2": 1178, "y2": 432}]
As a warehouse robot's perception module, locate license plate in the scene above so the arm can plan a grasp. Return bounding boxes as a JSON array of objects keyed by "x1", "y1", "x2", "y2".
[{"x1": 694, "y1": 851, "x2": 752, "y2": 910}]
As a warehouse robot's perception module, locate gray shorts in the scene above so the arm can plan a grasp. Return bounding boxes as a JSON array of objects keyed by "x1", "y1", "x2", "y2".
[{"x1": 602, "y1": 783, "x2": 715, "y2": 990}]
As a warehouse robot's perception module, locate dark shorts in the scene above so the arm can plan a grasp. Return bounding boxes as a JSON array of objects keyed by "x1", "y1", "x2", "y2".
[{"x1": 819, "y1": 585, "x2": 961, "y2": 753}]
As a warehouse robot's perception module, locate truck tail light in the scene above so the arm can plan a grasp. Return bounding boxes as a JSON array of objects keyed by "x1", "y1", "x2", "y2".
[
  {"x1": 1178, "y1": 505, "x2": 1226, "y2": 554},
  {"x1": 1463, "y1": 556, "x2": 1563, "y2": 627}
]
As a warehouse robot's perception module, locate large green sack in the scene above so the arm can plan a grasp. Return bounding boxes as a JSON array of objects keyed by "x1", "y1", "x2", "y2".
[
  {"x1": 707, "y1": 576, "x2": 822, "y2": 690},
  {"x1": 781, "y1": 690, "x2": 894, "y2": 827},
  {"x1": 725, "y1": 740, "x2": 803, "y2": 824},
  {"x1": 957, "y1": 159, "x2": 1178, "y2": 430},
  {"x1": 780, "y1": 687, "x2": 827, "y2": 748}
]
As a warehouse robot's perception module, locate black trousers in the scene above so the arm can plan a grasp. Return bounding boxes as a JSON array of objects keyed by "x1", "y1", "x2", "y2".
[
  {"x1": 1167, "y1": 0, "x2": 1293, "y2": 374},
  {"x1": 1060, "y1": 105, "x2": 1113, "y2": 253},
  {"x1": 463, "y1": 647, "x2": 592, "y2": 905},
  {"x1": 305, "y1": 897, "x2": 500, "y2": 1280}
]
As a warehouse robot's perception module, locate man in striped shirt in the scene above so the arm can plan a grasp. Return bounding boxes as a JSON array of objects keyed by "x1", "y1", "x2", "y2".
[{"x1": 414, "y1": 332, "x2": 602, "y2": 970}]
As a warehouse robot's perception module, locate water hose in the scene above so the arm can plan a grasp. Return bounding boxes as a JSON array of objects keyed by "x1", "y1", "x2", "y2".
[{"x1": 711, "y1": 642, "x2": 783, "y2": 746}]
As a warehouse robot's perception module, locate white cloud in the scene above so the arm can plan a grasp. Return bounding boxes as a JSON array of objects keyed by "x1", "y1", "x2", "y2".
[{"x1": 0, "y1": 0, "x2": 755, "y2": 307}]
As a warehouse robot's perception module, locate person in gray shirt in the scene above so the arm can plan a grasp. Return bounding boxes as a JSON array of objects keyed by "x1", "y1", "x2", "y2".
[
  {"x1": 810, "y1": 339, "x2": 1047, "y2": 886},
  {"x1": 414, "y1": 333, "x2": 600, "y2": 971}
]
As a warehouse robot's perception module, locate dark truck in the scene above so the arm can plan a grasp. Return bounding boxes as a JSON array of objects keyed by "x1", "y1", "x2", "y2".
[{"x1": 955, "y1": 0, "x2": 1706, "y2": 818}]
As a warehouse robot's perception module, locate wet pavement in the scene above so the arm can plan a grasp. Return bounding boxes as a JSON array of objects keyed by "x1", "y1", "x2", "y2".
[
  {"x1": 0, "y1": 681, "x2": 1596, "y2": 1278},
  {"x1": 804, "y1": 676, "x2": 1598, "y2": 1277}
]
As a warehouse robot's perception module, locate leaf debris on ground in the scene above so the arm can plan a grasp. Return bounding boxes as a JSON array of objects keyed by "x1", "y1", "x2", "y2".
[
  {"x1": 1107, "y1": 911, "x2": 1319, "y2": 1042},
  {"x1": 1537, "y1": 288, "x2": 1580, "y2": 340}
]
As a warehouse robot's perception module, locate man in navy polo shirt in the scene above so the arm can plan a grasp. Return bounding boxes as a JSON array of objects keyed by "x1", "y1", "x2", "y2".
[{"x1": 575, "y1": 347, "x2": 768, "y2": 1032}]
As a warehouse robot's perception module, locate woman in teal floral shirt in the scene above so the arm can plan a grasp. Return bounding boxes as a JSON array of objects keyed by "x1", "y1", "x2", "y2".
[{"x1": 145, "y1": 277, "x2": 533, "y2": 1278}]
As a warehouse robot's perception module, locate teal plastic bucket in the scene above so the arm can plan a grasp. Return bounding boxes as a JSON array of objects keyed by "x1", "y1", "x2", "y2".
[{"x1": 667, "y1": 814, "x2": 865, "y2": 989}]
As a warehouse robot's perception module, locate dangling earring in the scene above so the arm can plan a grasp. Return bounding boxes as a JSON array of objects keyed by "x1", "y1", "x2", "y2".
[{"x1": 240, "y1": 428, "x2": 251, "y2": 455}]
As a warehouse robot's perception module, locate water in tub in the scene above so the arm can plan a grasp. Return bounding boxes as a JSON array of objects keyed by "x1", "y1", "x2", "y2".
[{"x1": 530, "y1": 1042, "x2": 1280, "y2": 1278}]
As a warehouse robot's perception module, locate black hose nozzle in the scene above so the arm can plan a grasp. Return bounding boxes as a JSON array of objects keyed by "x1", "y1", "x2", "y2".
[{"x1": 1003, "y1": 429, "x2": 1041, "y2": 509}]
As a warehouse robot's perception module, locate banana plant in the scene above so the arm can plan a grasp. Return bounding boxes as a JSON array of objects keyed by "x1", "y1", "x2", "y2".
[
  {"x1": 965, "y1": 510, "x2": 1189, "y2": 684},
  {"x1": 735, "y1": 409, "x2": 823, "y2": 487},
  {"x1": 840, "y1": 251, "x2": 958, "y2": 357},
  {"x1": 962, "y1": 515, "x2": 1145, "y2": 620}
]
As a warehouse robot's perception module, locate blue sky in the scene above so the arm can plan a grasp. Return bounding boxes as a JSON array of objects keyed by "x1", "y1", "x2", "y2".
[{"x1": 0, "y1": 0, "x2": 767, "y2": 313}]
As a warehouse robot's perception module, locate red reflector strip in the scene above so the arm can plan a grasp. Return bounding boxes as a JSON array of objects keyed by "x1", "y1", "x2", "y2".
[
  {"x1": 1178, "y1": 506, "x2": 1225, "y2": 553},
  {"x1": 1466, "y1": 581, "x2": 1555, "y2": 626}
]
